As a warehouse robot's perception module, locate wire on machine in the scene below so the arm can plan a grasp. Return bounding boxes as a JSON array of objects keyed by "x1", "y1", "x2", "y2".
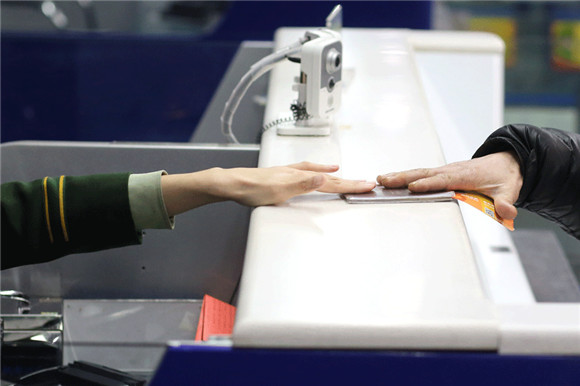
[{"x1": 220, "y1": 36, "x2": 310, "y2": 144}]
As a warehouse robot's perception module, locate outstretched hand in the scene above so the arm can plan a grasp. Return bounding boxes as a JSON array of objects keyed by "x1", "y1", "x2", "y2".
[
  {"x1": 221, "y1": 161, "x2": 376, "y2": 207},
  {"x1": 377, "y1": 151, "x2": 523, "y2": 220},
  {"x1": 162, "y1": 162, "x2": 376, "y2": 216}
]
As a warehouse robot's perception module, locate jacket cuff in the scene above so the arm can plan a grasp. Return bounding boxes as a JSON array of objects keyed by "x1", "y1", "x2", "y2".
[
  {"x1": 471, "y1": 124, "x2": 535, "y2": 205},
  {"x1": 128, "y1": 171, "x2": 175, "y2": 230}
]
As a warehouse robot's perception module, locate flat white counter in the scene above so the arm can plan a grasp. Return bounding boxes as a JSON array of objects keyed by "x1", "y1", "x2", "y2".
[{"x1": 233, "y1": 28, "x2": 580, "y2": 354}]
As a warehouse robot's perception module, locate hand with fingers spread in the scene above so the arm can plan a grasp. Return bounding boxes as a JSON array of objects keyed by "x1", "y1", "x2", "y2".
[
  {"x1": 163, "y1": 161, "x2": 376, "y2": 215},
  {"x1": 377, "y1": 151, "x2": 523, "y2": 220}
]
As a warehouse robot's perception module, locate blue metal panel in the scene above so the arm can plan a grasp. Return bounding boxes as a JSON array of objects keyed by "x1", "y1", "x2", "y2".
[
  {"x1": 1, "y1": 33, "x2": 239, "y2": 143},
  {"x1": 151, "y1": 344, "x2": 580, "y2": 386}
]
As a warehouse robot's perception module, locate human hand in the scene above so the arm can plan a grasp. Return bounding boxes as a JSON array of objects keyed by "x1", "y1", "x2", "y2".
[
  {"x1": 376, "y1": 151, "x2": 523, "y2": 220},
  {"x1": 213, "y1": 161, "x2": 376, "y2": 207},
  {"x1": 162, "y1": 162, "x2": 376, "y2": 215}
]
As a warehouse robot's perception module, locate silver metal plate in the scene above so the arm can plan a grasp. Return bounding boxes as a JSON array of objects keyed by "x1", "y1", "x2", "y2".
[{"x1": 342, "y1": 187, "x2": 455, "y2": 204}]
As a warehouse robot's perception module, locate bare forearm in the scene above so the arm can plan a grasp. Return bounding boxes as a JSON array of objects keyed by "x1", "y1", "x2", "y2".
[{"x1": 161, "y1": 168, "x2": 226, "y2": 217}]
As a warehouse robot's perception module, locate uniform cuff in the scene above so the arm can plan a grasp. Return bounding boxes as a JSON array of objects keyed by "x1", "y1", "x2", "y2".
[{"x1": 128, "y1": 171, "x2": 175, "y2": 230}]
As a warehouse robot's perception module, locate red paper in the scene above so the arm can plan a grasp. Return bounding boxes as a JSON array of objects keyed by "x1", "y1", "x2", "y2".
[{"x1": 195, "y1": 294, "x2": 236, "y2": 341}]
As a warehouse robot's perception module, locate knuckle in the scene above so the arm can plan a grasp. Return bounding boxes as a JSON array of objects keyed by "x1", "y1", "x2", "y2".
[
  {"x1": 300, "y1": 179, "x2": 311, "y2": 192},
  {"x1": 441, "y1": 173, "x2": 453, "y2": 184},
  {"x1": 297, "y1": 161, "x2": 310, "y2": 168}
]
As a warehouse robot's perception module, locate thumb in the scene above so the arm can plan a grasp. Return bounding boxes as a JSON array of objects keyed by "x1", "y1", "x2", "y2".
[{"x1": 494, "y1": 196, "x2": 518, "y2": 220}]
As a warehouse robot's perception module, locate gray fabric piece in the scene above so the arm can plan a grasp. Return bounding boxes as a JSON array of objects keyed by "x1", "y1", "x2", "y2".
[
  {"x1": 128, "y1": 171, "x2": 174, "y2": 230},
  {"x1": 512, "y1": 229, "x2": 580, "y2": 302}
]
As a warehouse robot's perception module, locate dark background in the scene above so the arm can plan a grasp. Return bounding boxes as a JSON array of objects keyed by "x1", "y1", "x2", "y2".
[{"x1": 1, "y1": 1, "x2": 431, "y2": 143}]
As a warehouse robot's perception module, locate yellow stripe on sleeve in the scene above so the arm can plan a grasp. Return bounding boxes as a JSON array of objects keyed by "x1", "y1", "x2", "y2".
[
  {"x1": 58, "y1": 175, "x2": 69, "y2": 242},
  {"x1": 42, "y1": 177, "x2": 54, "y2": 244}
]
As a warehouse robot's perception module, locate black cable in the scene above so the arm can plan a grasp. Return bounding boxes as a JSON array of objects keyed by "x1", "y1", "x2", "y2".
[{"x1": 286, "y1": 56, "x2": 301, "y2": 64}]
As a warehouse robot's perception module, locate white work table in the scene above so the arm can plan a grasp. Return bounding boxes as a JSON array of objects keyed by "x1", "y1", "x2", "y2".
[{"x1": 233, "y1": 28, "x2": 580, "y2": 354}]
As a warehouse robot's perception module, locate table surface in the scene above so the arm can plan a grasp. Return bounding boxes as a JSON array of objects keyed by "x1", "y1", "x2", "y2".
[{"x1": 232, "y1": 28, "x2": 580, "y2": 354}]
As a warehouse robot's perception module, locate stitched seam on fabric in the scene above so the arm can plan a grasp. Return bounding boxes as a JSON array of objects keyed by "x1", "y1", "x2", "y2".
[
  {"x1": 43, "y1": 177, "x2": 54, "y2": 244},
  {"x1": 58, "y1": 175, "x2": 69, "y2": 242}
]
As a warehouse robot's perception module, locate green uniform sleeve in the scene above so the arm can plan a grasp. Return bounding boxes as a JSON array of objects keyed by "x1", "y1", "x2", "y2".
[{"x1": 1, "y1": 173, "x2": 142, "y2": 270}]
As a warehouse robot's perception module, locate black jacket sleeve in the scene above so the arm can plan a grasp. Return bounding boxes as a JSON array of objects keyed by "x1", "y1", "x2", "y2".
[
  {"x1": 1, "y1": 173, "x2": 142, "y2": 270},
  {"x1": 472, "y1": 124, "x2": 580, "y2": 239}
]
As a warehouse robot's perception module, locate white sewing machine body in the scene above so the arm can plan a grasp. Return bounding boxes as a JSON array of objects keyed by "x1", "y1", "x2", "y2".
[{"x1": 232, "y1": 28, "x2": 580, "y2": 355}]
